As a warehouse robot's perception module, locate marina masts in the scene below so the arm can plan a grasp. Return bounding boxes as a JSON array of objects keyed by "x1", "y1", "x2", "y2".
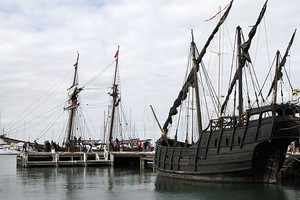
[
  {"x1": 65, "y1": 52, "x2": 82, "y2": 147},
  {"x1": 108, "y1": 46, "x2": 120, "y2": 151}
]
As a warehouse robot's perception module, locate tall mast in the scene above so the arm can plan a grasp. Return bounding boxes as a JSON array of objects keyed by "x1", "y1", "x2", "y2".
[
  {"x1": 190, "y1": 89, "x2": 194, "y2": 143},
  {"x1": 266, "y1": 29, "x2": 297, "y2": 102},
  {"x1": 108, "y1": 46, "x2": 120, "y2": 151},
  {"x1": 217, "y1": 6, "x2": 222, "y2": 118},
  {"x1": 66, "y1": 52, "x2": 81, "y2": 147},
  {"x1": 271, "y1": 51, "x2": 280, "y2": 104},
  {"x1": 103, "y1": 110, "x2": 106, "y2": 143},
  {"x1": 237, "y1": 27, "x2": 244, "y2": 122},
  {"x1": 191, "y1": 30, "x2": 203, "y2": 140}
]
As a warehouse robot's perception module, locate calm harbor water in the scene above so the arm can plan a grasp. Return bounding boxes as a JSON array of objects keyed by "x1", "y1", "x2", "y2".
[{"x1": 1, "y1": 155, "x2": 300, "y2": 200}]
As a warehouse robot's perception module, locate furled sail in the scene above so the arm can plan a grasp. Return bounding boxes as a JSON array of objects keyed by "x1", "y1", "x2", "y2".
[
  {"x1": 266, "y1": 29, "x2": 297, "y2": 97},
  {"x1": 162, "y1": 0, "x2": 233, "y2": 134},
  {"x1": 67, "y1": 86, "x2": 77, "y2": 98},
  {"x1": 220, "y1": 0, "x2": 267, "y2": 115}
]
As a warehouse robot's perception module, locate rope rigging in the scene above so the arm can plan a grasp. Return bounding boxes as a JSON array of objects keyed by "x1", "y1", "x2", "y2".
[
  {"x1": 82, "y1": 60, "x2": 115, "y2": 88},
  {"x1": 5, "y1": 102, "x2": 66, "y2": 136},
  {"x1": 6, "y1": 70, "x2": 73, "y2": 132},
  {"x1": 36, "y1": 107, "x2": 65, "y2": 141}
]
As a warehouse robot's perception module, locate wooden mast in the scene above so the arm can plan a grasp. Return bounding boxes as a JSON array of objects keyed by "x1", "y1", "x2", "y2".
[
  {"x1": 217, "y1": 6, "x2": 222, "y2": 118},
  {"x1": 66, "y1": 52, "x2": 80, "y2": 147},
  {"x1": 272, "y1": 51, "x2": 280, "y2": 104},
  {"x1": 150, "y1": 105, "x2": 163, "y2": 132},
  {"x1": 236, "y1": 26, "x2": 244, "y2": 123},
  {"x1": 191, "y1": 30, "x2": 203, "y2": 140},
  {"x1": 108, "y1": 46, "x2": 120, "y2": 152}
]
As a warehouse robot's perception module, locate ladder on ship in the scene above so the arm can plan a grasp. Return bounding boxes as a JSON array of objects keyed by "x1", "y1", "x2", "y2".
[{"x1": 264, "y1": 150, "x2": 281, "y2": 183}]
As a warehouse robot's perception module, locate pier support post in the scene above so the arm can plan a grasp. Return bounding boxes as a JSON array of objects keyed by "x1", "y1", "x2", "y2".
[
  {"x1": 22, "y1": 153, "x2": 28, "y2": 168},
  {"x1": 110, "y1": 153, "x2": 114, "y2": 166},
  {"x1": 104, "y1": 149, "x2": 108, "y2": 160},
  {"x1": 84, "y1": 152, "x2": 87, "y2": 166},
  {"x1": 55, "y1": 153, "x2": 59, "y2": 167},
  {"x1": 140, "y1": 157, "x2": 145, "y2": 169}
]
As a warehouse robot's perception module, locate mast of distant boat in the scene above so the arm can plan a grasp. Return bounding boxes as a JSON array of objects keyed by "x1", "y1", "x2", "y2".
[
  {"x1": 108, "y1": 46, "x2": 120, "y2": 152},
  {"x1": 65, "y1": 52, "x2": 81, "y2": 147}
]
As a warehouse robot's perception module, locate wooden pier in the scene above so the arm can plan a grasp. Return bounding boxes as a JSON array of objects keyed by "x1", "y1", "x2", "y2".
[
  {"x1": 18, "y1": 152, "x2": 110, "y2": 167},
  {"x1": 110, "y1": 151, "x2": 155, "y2": 169},
  {"x1": 17, "y1": 151, "x2": 155, "y2": 169}
]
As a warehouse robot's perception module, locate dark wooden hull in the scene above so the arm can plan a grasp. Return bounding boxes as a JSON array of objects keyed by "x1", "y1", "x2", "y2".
[{"x1": 155, "y1": 104, "x2": 300, "y2": 183}]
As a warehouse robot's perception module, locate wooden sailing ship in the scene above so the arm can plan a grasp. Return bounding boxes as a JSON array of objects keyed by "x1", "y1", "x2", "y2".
[
  {"x1": 155, "y1": 0, "x2": 300, "y2": 183},
  {"x1": 105, "y1": 47, "x2": 150, "y2": 152},
  {"x1": 62, "y1": 52, "x2": 85, "y2": 151},
  {"x1": 0, "y1": 53, "x2": 102, "y2": 152},
  {"x1": 0, "y1": 53, "x2": 86, "y2": 152},
  {"x1": 0, "y1": 48, "x2": 139, "y2": 153}
]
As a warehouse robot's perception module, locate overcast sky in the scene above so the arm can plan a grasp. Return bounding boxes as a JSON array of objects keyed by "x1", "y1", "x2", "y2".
[{"x1": 0, "y1": 0, "x2": 300, "y2": 143}]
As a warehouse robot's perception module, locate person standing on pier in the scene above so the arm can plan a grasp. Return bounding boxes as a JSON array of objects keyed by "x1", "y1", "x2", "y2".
[
  {"x1": 23, "y1": 142, "x2": 28, "y2": 152},
  {"x1": 143, "y1": 141, "x2": 148, "y2": 152},
  {"x1": 115, "y1": 138, "x2": 120, "y2": 151},
  {"x1": 137, "y1": 140, "x2": 142, "y2": 151}
]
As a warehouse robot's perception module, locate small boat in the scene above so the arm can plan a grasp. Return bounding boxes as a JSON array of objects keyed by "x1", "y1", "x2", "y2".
[
  {"x1": 0, "y1": 134, "x2": 44, "y2": 152},
  {"x1": 155, "y1": 0, "x2": 300, "y2": 183}
]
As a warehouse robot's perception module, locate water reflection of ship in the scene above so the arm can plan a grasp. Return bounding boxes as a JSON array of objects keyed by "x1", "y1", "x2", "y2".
[{"x1": 155, "y1": 175, "x2": 290, "y2": 199}]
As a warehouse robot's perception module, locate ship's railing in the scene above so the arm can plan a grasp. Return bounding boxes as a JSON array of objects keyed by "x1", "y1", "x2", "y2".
[{"x1": 209, "y1": 116, "x2": 237, "y2": 130}]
